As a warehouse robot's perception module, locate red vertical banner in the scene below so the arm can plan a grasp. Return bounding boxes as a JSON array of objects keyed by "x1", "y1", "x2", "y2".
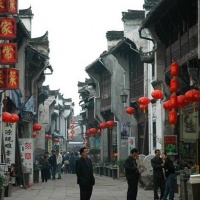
[
  {"x1": 163, "y1": 135, "x2": 177, "y2": 155},
  {"x1": 0, "y1": 18, "x2": 16, "y2": 39},
  {"x1": 0, "y1": 0, "x2": 7, "y2": 12},
  {"x1": 70, "y1": 119, "x2": 75, "y2": 140},
  {"x1": 0, "y1": 43, "x2": 18, "y2": 64},
  {"x1": 6, "y1": 68, "x2": 19, "y2": 89},
  {"x1": 7, "y1": 0, "x2": 18, "y2": 14}
]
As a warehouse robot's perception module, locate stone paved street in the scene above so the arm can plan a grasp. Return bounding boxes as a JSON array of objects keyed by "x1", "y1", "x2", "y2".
[{"x1": 5, "y1": 173, "x2": 180, "y2": 200}]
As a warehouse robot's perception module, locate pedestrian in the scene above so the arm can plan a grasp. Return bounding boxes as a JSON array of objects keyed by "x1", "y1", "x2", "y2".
[
  {"x1": 56, "y1": 150, "x2": 63, "y2": 179},
  {"x1": 124, "y1": 148, "x2": 140, "y2": 200},
  {"x1": 39, "y1": 154, "x2": 50, "y2": 182},
  {"x1": 161, "y1": 152, "x2": 175, "y2": 200},
  {"x1": 10, "y1": 163, "x2": 23, "y2": 188},
  {"x1": 48, "y1": 150, "x2": 57, "y2": 180},
  {"x1": 75, "y1": 147, "x2": 95, "y2": 200},
  {"x1": 151, "y1": 149, "x2": 165, "y2": 200}
]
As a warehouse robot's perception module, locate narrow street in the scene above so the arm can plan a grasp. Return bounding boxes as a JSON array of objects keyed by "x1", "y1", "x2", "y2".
[{"x1": 5, "y1": 174, "x2": 180, "y2": 200}]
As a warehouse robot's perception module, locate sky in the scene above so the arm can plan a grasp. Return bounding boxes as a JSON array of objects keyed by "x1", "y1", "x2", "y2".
[{"x1": 18, "y1": 0, "x2": 144, "y2": 115}]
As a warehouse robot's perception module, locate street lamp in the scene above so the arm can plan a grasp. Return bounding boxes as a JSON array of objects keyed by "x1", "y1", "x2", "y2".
[{"x1": 120, "y1": 91, "x2": 128, "y2": 104}]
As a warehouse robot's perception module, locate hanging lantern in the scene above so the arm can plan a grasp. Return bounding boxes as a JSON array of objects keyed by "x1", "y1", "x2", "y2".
[
  {"x1": 45, "y1": 134, "x2": 50, "y2": 139},
  {"x1": 48, "y1": 135, "x2": 52, "y2": 139},
  {"x1": 139, "y1": 104, "x2": 148, "y2": 113},
  {"x1": 2, "y1": 112, "x2": 11, "y2": 122},
  {"x1": 125, "y1": 107, "x2": 136, "y2": 115},
  {"x1": 138, "y1": 97, "x2": 150, "y2": 105},
  {"x1": 185, "y1": 89, "x2": 200, "y2": 102},
  {"x1": 170, "y1": 94, "x2": 178, "y2": 109},
  {"x1": 151, "y1": 90, "x2": 164, "y2": 100},
  {"x1": 32, "y1": 132, "x2": 37, "y2": 138},
  {"x1": 163, "y1": 100, "x2": 172, "y2": 111},
  {"x1": 90, "y1": 128, "x2": 97, "y2": 134},
  {"x1": 85, "y1": 130, "x2": 91, "y2": 135},
  {"x1": 177, "y1": 95, "x2": 188, "y2": 109},
  {"x1": 99, "y1": 122, "x2": 108, "y2": 129},
  {"x1": 169, "y1": 110, "x2": 177, "y2": 126},
  {"x1": 170, "y1": 62, "x2": 179, "y2": 77},
  {"x1": 10, "y1": 114, "x2": 19, "y2": 123},
  {"x1": 33, "y1": 123, "x2": 42, "y2": 131},
  {"x1": 54, "y1": 138, "x2": 60, "y2": 143},
  {"x1": 170, "y1": 78, "x2": 179, "y2": 93},
  {"x1": 106, "y1": 120, "x2": 115, "y2": 128}
]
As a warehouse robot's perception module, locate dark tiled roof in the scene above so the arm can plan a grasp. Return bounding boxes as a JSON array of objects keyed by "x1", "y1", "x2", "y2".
[
  {"x1": 106, "y1": 31, "x2": 124, "y2": 41},
  {"x1": 143, "y1": 0, "x2": 161, "y2": 9},
  {"x1": 19, "y1": 6, "x2": 34, "y2": 17},
  {"x1": 122, "y1": 10, "x2": 145, "y2": 22},
  {"x1": 28, "y1": 31, "x2": 49, "y2": 45}
]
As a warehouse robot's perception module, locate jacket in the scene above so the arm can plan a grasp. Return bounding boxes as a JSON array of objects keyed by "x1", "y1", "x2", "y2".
[
  {"x1": 164, "y1": 157, "x2": 175, "y2": 178},
  {"x1": 151, "y1": 156, "x2": 164, "y2": 179},
  {"x1": 75, "y1": 157, "x2": 95, "y2": 186},
  {"x1": 124, "y1": 155, "x2": 139, "y2": 180}
]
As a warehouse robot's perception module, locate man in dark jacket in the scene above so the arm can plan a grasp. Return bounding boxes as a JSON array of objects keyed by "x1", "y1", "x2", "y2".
[
  {"x1": 124, "y1": 148, "x2": 139, "y2": 200},
  {"x1": 161, "y1": 153, "x2": 175, "y2": 200},
  {"x1": 151, "y1": 149, "x2": 165, "y2": 200},
  {"x1": 48, "y1": 150, "x2": 57, "y2": 180},
  {"x1": 75, "y1": 147, "x2": 95, "y2": 200}
]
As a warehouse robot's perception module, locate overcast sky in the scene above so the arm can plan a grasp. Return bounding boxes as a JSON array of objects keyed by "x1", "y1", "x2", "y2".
[{"x1": 19, "y1": 0, "x2": 144, "y2": 115}]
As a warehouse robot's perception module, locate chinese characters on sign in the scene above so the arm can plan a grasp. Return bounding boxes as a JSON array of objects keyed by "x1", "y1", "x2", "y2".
[
  {"x1": 0, "y1": 43, "x2": 18, "y2": 64},
  {"x1": 0, "y1": 0, "x2": 18, "y2": 14},
  {"x1": 163, "y1": 135, "x2": 177, "y2": 155},
  {"x1": 19, "y1": 138, "x2": 33, "y2": 185},
  {"x1": 48, "y1": 139, "x2": 52, "y2": 154},
  {"x1": 121, "y1": 123, "x2": 129, "y2": 139},
  {"x1": 3, "y1": 122, "x2": 16, "y2": 165},
  {"x1": 0, "y1": 68, "x2": 19, "y2": 89},
  {"x1": 0, "y1": 18, "x2": 16, "y2": 39}
]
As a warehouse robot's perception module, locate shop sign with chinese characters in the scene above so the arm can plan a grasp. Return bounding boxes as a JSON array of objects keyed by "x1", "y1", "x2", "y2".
[
  {"x1": 2, "y1": 122, "x2": 16, "y2": 165},
  {"x1": 0, "y1": 68, "x2": 19, "y2": 90},
  {"x1": 0, "y1": 0, "x2": 18, "y2": 14},
  {"x1": 163, "y1": 135, "x2": 177, "y2": 155},
  {"x1": 0, "y1": 18, "x2": 16, "y2": 39},
  {"x1": 0, "y1": 43, "x2": 18, "y2": 64},
  {"x1": 48, "y1": 139, "x2": 52, "y2": 154},
  {"x1": 19, "y1": 138, "x2": 33, "y2": 185}
]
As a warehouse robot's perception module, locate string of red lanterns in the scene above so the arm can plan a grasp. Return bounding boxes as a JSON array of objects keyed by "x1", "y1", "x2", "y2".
[{"x1": 2, "y1": 112, "x2": 19, "y2": 123}]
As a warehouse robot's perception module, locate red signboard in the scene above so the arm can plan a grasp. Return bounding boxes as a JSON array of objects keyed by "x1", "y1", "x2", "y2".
[
  {"x1": 0, "y1": 43, "x2": 17, "y2": 64},
  {"x1": 0, "y1": 0, "x2": 18, "y2": 14},
  {"x1": 163, "y1": 135, "x2": 177, "y2": 155},
  {"x1": 0, "y1": 18, "x2": 16, "y2": 39},
  {"x1": 0, "y1": 68, "x2": 19, "y2": 90}
]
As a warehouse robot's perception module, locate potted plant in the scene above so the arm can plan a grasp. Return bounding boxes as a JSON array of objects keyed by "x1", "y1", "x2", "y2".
[{"x1": 0, "y1": 173, "x2": 6, "y2": 200}]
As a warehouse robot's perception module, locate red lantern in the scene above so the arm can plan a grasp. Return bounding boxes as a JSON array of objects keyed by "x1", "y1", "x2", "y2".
[
  {"x1": 185, "y1": 89, "x2": 200, "y2": 102},
  {"x1": 85, "y1": 130, "x2": 91, "y2": 136},
  {"x1": 177, "y1": 95, "x2": 188, "y2": 109},
  {"x1": 33, "y1": 123, "x2": 42, "y2": 131},
  {"x1": 90, "y1": 128, "x2": 97, "y2": 134},
  {"x1": 2, "y1": 112, "x2": 11, "y2": 122},
  {"x1": 170, "y1": 94, "x2": 177, "y2": 109},
  {"x1": 99, "y1": 123, "x2": 108, "y2": 129},
  {"x1": 97, "y1": 129, "x2": 101, "y2": 134},
  {"x1": 169, "y1": 110, "x2": 177, "y2": 125},
  {"x1": 151, "y1": 90, "x2": 164, "y2": 100},
  {"x1": 54, "y1": 138, "x2": 60, "y2": 143},
  {"x1": 32, "y1": 132, "x2": 37, "y2": 138},
  {"x1": 125, "y1": 107, "x2": 136, "y2": 115},
  {"x1": 106, "y1": 120, "x2": 115, "y2": 128},
  {"x1": 138, "y1": 97, "x2": 150, "y2": 105},
  {"x1": 139, "y1": 104, "x2": 148, "y2": 113},
  {"x1": 10, "y1": 113, "x2": 19, "y2": 123},
  {"x1": 48, "y1": 135, "x2": 52, "y2": 139},
  {"x1": 170, "y1": 62, "x2": 179, "y2": 77},
  {"x1": 170, "y1": 78, "x2": 179, "y2": 93},
  {"x1": 45, "y1": 134, "x2": 50, "y2": 139},
  {"x1": 163, "y1": 100, "x2": 172, "y2": 111}
]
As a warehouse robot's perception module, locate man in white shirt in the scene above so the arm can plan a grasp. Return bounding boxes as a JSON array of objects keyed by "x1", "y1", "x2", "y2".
[{"x1": 56, "y1": 150, "x2": 63, "y2": 179}]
